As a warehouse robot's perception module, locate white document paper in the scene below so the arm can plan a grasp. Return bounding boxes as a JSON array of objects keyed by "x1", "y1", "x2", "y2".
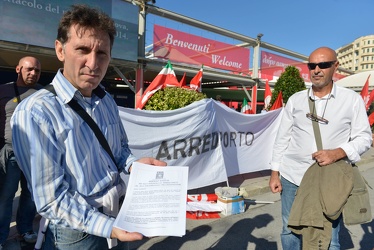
[{"x1": 113, "y1": 162, "x2": 188, "y2": 237}]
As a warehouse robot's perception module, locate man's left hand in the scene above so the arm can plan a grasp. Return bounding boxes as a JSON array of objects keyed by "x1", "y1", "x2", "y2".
[
  {"x1": 312, "y1": 148, "x2": 346, "y2": 166},
  {"x1": 129, "y1": 157, "x2": 167, "y2": 172}
]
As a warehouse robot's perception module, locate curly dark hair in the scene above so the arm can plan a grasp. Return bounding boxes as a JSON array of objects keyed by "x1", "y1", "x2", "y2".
[{"x1": 57, "y1": 4, "x2": 116, "y2": 49}]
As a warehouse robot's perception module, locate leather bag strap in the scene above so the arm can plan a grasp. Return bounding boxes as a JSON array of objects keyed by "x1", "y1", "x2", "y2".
[
  {"x1": 44, "y1": 84, "x2": 118, "y2": 170},
  {"x1": 308, "y1": 89, "x2": 323, "y2": 150}
]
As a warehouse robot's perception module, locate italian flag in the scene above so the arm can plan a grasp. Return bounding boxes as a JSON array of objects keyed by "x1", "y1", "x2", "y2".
[
  {"x1": 241, "y1": 98, "x2": 251, "y2": 114},
  {"x1": 136, "y1": 61, "x2": 179, "y2": 109}
]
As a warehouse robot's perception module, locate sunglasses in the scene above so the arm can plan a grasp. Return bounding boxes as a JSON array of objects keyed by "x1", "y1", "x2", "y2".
[{"x1": 307, "y1": 61, "x2": 336, "y2": 70}]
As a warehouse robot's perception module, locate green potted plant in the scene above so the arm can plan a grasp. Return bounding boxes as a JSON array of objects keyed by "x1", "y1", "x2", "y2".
[
  {"x1": 269, "y1": 65, "x2": 306, "y2": 109},
  {"x1": 144, "y1": 87, "x2": 207, "y2": 111}
]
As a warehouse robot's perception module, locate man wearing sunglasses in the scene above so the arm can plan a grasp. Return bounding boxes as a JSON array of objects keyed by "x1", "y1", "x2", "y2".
[{"x1": 269, "y1": 47, "x2": 372, "y2": 249}]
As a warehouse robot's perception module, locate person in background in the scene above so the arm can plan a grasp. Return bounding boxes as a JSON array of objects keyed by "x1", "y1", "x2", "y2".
[
  {"x1": 269, "y1": 47, "x2": 372, "y2": 249},
  {"x1": 0, "y1": 56, "x2": 41, "y2": 248},
  {"x1": 11, "y1": 5, "x2": 166, "y2": 250}
]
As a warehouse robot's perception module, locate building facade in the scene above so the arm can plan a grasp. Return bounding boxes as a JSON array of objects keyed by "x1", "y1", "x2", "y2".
[{"x1": 336, "y1": 35, "x2": 374, "y2": 74}]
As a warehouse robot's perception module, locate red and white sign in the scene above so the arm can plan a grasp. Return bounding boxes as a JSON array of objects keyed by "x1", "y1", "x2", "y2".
[
  {"x1": 260, "y1": 51, "x2": 346, "y2": 83},
  {"x1": 153, "y1": 24, "x2": 250, "y2": 72},
  {"x1": 260, "y1": 51, "x2": 310, "y2": 82}
]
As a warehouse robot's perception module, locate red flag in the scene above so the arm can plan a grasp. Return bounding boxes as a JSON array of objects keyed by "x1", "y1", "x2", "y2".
[
  {"x1": 190, "y1": 65, "x2": 203, "y2": 92},
  {"x1": 136, "y1": 61, "x2": 179, "y2": 109},
  {"x1": 270, "y1": 91, "x2": 283, "y2": 110},
  {"x1": 186, "y1": 211, "x2": 221, "y2": 220},
  {"x1": 186, "y1": 193, "x2": 220, "y2": 219},
  {"x1": 187, "y1": 194, "x2": 218, "y2": 202},
  {"x1": 251, "y1": 85, "x2": 257, "y2": 114},
  {"x1": 264, "y1": 80, "x2": 272, "y2": 110},
  {"x1": 360, "y1": 74, "x2": 371, "y2": 110},
  {"x1": 368, "y1": 89, "x2": 374, "y2": 109},
  {"x1": 179, "y1": 72, "x2": 187, "y2": 88},
  {"x1": 369, "y1": 112, "x2": 374, "y2": 126}
]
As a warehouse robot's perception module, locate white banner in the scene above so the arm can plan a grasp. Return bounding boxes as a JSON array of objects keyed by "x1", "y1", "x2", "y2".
[{"x1": 119, "y1": 99, "x2": 283, "y2": 189}]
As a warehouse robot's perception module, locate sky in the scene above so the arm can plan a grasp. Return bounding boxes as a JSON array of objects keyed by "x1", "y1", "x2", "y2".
[{"x1": 145, "y1": 0, "x2": 374, "y2": 59}]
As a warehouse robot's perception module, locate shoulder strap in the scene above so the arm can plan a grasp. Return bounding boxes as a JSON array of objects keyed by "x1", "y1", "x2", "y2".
[
  {"x1": 44, "y1": 85, "x2": 118, "y2": 170},
  {"x1": 308, "y1": 90, "x2": 323, "y2": 150},
  {"x1": 13, "y1": 82, "x2": 21, "y2": 104}
]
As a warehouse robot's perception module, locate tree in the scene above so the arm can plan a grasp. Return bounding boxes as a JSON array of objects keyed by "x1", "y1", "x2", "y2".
[
  {"x1": 269, "y1": 65, "x2": 306, "y2": 109},
  {"x1": 144, "y1": 87, "x2": 207, "y2": 111}
]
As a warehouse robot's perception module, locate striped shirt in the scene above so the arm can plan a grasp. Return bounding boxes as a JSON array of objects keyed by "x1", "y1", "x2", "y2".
[{"x1": 11, "y1": 70, "x2": 137, "y2": 239}]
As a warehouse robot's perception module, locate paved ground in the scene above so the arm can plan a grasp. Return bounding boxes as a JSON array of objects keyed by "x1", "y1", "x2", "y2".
[
  {"x1": 128, "y1": 148, "x2": 374, "y2": 250},
  {"x1": 3, "y1": 147, "x2": 374, "y2": 249}
]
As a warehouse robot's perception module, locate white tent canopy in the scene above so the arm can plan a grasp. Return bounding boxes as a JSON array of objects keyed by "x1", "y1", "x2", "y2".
[{"x1": 335, "y1": 70, "x2": 374, "y2": 92}]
